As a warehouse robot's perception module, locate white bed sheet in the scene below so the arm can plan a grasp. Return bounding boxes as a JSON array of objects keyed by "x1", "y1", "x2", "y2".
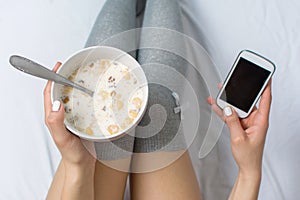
[
  {"x1": 180, "y1": 0, "x2": 300, "y2": 199},
  {"x1": 1, "y1": 0, "x2": 299, "y2": 199},
  {"x1": 0, "y1": 1, "x2": 105, "y2": 199}
]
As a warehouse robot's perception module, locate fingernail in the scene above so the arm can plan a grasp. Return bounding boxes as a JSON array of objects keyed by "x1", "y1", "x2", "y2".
[
  {"x1": 224, "y1": 107, "x2": 232, "y2": 116},
  {"x1": 52, "y1": 100, "x2": 61, "y2": 112}
]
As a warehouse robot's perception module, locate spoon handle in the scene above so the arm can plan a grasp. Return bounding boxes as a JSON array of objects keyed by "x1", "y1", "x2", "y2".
[{"x1": 9, "y1": 55, "x2": 93, "y2": 96}]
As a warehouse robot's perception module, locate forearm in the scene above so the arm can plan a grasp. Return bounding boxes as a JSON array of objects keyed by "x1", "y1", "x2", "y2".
[
  {"x1": 46, "y1": 161, "x2": 65, "y2": 200},
  {"x1": 61, "y1": 160, "x2": 95, "y2": 200},
  {"x1": 229, "y1": 171, "x2": 261, "y2": 200},
  {"x1": 46, "y1": 159, "x2": 95, "y2": 200}
]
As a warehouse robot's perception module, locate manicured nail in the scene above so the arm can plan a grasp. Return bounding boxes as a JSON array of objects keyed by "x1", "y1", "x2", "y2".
[
  {"x1": 52, "y1": 100, "x2": 61, "y2": 112},
  {"x1": 224, "y1": 107, "x2": 232, "y2": 116}
]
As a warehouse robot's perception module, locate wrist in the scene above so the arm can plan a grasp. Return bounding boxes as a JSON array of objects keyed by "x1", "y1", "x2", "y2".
[
  {"x1": 239, "y1": 161, "x2": 262, "y2": 179},
  {"x1": 63, "y1": 159, "x2": 95, "y2": 182},
  {"x1": 230, "y1": 170, "x2": 262, "y2": 200},
  {"x1": 238, "y1": 170, "x2": 261, "y2": 184},
  {"x1": 62, "y1": 154, "x2": 96, "y2": 168}
]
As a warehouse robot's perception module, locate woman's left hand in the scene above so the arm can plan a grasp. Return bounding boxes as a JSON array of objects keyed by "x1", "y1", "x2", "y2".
[
  {"x1": 44, "y1": 62, "x2": 96, "y2": 168},
  {"x1": 207, "y1": 80, "x2": 272, "y2": 176}
]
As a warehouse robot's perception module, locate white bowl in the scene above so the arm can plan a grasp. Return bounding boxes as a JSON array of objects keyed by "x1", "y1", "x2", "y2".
[{"x1": 51, "y1": 46, "x2": 148, "y2": 142}]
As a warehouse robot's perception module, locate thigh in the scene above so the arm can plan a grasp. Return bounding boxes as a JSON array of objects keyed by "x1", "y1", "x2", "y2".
[
  {"x1": 133, "y1": 83, "x2": 185, "y2": 153},
  {"x1": 130, "y1": 151, "x2": 202, "y2": 200},
  {"x1": 86, "y1": 1, "x2": 138, "y2": 198},
  {"x1": 94, "y1": 160, "x2": 129, "y2": 200},
  {"x1": 85, "y1": 0, "x2": 138, "y2": 58}
]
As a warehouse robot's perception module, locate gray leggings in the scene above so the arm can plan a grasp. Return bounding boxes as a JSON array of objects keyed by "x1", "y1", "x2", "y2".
[{"x1": 85, "y1": 0, "x2": 187, "y2": 159}]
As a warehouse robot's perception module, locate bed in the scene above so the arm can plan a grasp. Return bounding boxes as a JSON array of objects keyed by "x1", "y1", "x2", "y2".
[{"x1": 1, "y1": 0, "x2": 299, "y2": 199}]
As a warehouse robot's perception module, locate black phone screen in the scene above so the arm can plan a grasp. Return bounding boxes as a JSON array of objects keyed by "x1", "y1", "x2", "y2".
[{"x1": 220, "y1": 57, "x2": 270, "y2": 112}]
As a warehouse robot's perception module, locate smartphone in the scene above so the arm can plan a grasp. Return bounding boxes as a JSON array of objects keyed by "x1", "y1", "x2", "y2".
[{"x1": 216, "y1": 50, "x2": 275, "y2": 118}]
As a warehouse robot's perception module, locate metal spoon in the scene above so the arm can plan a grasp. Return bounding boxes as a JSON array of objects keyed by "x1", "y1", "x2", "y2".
[{"x1": 9, "y1": 55, "x2": 94, "y2": 97}]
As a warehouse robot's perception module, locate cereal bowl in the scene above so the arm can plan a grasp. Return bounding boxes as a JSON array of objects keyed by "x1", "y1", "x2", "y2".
[{"x1": 51, "y1": 46, "x2": 148, "y2": 142}]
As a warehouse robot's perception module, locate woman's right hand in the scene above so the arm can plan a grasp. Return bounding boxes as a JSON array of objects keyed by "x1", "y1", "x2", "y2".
[{"x1": 44, "y1": 62, "x2": 95, "y2": 168}]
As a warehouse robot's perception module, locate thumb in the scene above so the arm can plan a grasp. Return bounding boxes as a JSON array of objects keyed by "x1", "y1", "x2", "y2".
[
  {"x1": 223, "y1": 107, "x2": 246, "y2": 143},
  {"x1": 47, "y1": 100, "x2": 72, "y2": 147}
]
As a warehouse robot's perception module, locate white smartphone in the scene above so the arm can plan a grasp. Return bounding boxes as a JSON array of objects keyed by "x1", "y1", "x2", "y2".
[{"x1": 216, "y1": 50, "x2": 275, "y2": 118}]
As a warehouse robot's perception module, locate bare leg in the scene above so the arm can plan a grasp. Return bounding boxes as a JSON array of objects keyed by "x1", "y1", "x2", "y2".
[
  {"x1": 131, "y1": 0, "x2": 202, "y2": 199},
  {"x1": 130, "y1": 151, "x2": 202, "y2": 200},
  {"x1": 94, "y1": 161, "x2": 129, "y2": 200},
  {"x1": 46, "y1": 159, "x2": 129, "y2": 200},
  {"x1": 86, "y1": 0, "x2": 137, "y2": 198}
]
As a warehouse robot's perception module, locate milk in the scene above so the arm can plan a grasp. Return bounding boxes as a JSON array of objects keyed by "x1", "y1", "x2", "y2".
[{"x1": 60, "y1": 59, "x2": 145, "y2": 137}]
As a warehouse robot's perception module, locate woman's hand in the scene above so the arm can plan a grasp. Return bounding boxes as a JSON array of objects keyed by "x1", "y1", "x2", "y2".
[
  {"x1": 44, "y1": 62, "x2": 95, "y2": 200},
  {"x1": 44, "y1": 62, "x2": 95, "y2": 167},
  {"x1": 207, "y1": 81, "x2": 272, "y2": 200},
  {"x1": 207, "y1": 81, "x2": 271, "y2": 175}
]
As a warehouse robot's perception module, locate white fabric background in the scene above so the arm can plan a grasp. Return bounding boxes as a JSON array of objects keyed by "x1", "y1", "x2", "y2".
[
  {"x1": 180, "y1": 0, "x2": 300, "y2": 199},
  {"x1": 0, "y1": 1, "x2": 105, "y2": 199},
  {"x1": 1, "y1": 0, "x2": 299, "y2": 199}
]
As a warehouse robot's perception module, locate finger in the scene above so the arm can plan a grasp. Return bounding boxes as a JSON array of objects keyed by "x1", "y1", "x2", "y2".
[
  {"x1": 44, "y1": 80, "x2": 52, "y2": 119},
  {"x1": 223, "y1": 107, "x2": 246, "y2": 143},
  {"x1": 218, "y1": 82, "x2": 223, "y2": 90},
  {"x1": 252, "y1": 105, "x2": 258, "y2": 112},
  {"x1": 207, "y1": 96, "x2": 224, "y2": 119},
  {"x1": 47, "y1": 100, "x2": 73, "y2": 147},
  {"x1": 258, "y1": 80, "x2": 272, "y2": 116},
  {"x1": 53, "y1": 62, "x2": 62, "y2": 72},
  {"x1": 212, "y1": 103, "x2": 224, "y2": 120},
  {"x1": 43, "y1": 62, "x2": 62, "y2": 119},
  {"x1": 207, "y1": 96, "x2": 215, "y2": 105}
]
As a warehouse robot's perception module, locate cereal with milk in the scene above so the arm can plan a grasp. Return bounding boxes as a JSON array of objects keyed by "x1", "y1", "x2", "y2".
[{"x1": 60, "y1": 59, "x2": 145, "y2": 137}]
